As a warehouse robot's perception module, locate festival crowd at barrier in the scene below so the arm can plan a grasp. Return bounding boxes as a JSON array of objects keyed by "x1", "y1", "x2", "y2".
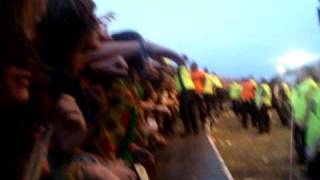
[
  {"x1": 1, "y1": 0, "x2": 223, "y2": 179},
  {"x1": 2, "y1": 0, "x2": 320, "y2": 179}
]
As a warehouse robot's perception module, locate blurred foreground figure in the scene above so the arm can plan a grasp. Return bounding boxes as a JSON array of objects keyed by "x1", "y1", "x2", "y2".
[
  {"x1": 211, "y1": 73, "x2": 223, "y2": 118},
  {"x1": 203, "y1": 68, "x2": 218, "y2": 124},
  {"x1": 191, "y1": 62, "x2": 206, "y2": 127},
  {"x1": 229, "y1": 80, "x2": 242, "y2": 118},
  {"x1": 175, "y1": 61, "x2": 199, "y2": 135},
  {"x1": 290, "y1": 69, "x2": 318, "y2": 164},
  {"x1": 255, "y1": 79, "x2": 272, "y2": 134},
  {"x1": 240, "y1": 78, "x2": 257, "y2": 129},
  {"x1": 272, "y1": 79, "x2": 291, "y2": 126},
  {"x1": 1, "y1": 0, "x2": 51, "y2": 179}
]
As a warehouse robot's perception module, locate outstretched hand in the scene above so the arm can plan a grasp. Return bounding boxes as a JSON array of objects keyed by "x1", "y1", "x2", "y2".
[{"x1": 90, "y1": 55, "x2": 129, "y2": 75}]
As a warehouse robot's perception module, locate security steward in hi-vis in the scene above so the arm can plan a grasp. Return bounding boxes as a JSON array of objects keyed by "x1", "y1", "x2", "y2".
[
  {"x1": 175, "y1": 62, "x2": 199, "y2": 135},
  {"x1": 290, "y1": 74, "x2": 318, "y2": 164},
  {"x1": 255, "y1": 79, "x2": 272, "y2": 134}
]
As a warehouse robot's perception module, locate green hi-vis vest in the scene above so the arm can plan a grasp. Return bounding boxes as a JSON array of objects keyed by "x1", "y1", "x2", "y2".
[
  {"x1": 175, "y1": 65, "x2": 195, "y2": 92},
  {"x1": 291, "y1": 78, "x2": 318, "y2": 125},
  {"x1": 306, "y1": 90, "x2": 320, "y2": 155},
  {"x1": 255, "y1": 83, "x2": 272, "y2": 107},
  {"x1": 203, "y1": 74, "x2": 214, "y2": 95},
  {"x1": 229, "y1": 83, "x2": 242, "y2": 100}
]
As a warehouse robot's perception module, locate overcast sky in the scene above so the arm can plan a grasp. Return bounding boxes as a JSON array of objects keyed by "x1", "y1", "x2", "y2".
[{"x1": 94, "y1": 0, "x2": 320, "y2": 78}]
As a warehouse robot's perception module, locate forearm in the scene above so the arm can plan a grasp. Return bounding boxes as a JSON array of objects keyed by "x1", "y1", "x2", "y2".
[
  {"x1": 88, "y1": 40, "x2": 186, "y2": 66},
  {"x1": 88, "y1": 41, "x2": 141, "y2": 62}
]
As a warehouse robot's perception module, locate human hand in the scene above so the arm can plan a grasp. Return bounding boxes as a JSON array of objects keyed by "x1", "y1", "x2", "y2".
[
  {"x1": 84, "y1": 163, "x2": 121, "y2": 180},
  {"x1": 90, "y1": 55, "x2": 129, "y2": 75},
  {"x1": 56, "y1": 94, "x2": 86, "y2": 129},
  {"x1": 106, "y1": 160, "x2": 137, "y2": 180},
  {"x1": 132, "y1": 146, "x2": 156, "y2": 167}
]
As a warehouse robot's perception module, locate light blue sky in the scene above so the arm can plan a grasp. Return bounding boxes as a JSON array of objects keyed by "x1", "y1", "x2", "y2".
[{"x1": 94, "y1": 0, "x2": 320, "y2": 78}]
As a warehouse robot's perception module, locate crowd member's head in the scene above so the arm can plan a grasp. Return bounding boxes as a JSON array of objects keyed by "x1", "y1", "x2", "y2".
[
  {"x1": 204, "y1": 68, "x2": 209, "y2": 73},
  {"x1": 191, "y1": 62, "x2": 198, "y2": 71},
  {"x1": 261, "y1": 78, "x2": 268, "y2": 84},
  {"x1": 0, "y1": 66, "x2": 32, "y2": 105},
  {"x1": 39, "y1": 0, "x2": 98, "y2": 69},
  {"x1": 298, "y1": 66, "x2": 319, "y2": 83},
  {"x1": 0, "y1": 42, "x2": 36, "y2": 105},
  {"x1": 1, "y1": 0, "x2": 51, "y2": 105},
  {"x1": 249, "y1": 75, "x2": 255, "y2": 80},
  {"x1": 112, "y1": 31, "x2": 146, "y2": 76},
  {"x1": 54, "y1": 94, "x2": 87, "y2": 154},
  {"x1": 4, "y1": 0, "x2": 48, "y2": 43}
]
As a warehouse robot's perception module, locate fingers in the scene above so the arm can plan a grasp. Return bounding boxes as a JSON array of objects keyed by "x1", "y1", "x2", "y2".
[
  {"x1": 90, "y1": 55, "x2": 129, "y2": 75},
  {"x1": 55, "y1": 94, "x2": 86, "y2": 131}
]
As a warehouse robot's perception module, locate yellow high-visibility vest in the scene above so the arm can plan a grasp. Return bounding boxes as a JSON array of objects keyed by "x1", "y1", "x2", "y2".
[{"x1": 175, "y1": 65, "x2": 195, "y2": 92}]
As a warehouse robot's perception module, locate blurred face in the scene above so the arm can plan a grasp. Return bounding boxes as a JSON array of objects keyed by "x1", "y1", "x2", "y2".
[
  {"x1": 55, "y1": 120, "x2": 86, "y2": 154},
  {"x1": 1, "y1": 66, "x2": 32, "y2": 104},
  {"x1": 71, "y1": 51, "x2": 89, "y2": 77},
  {"x1": 86, "y1": 29, "x2": 102, "y2": 50},
  {"x1": 191, "y1": 63, "x2": 198, "y2": 71},
  {"x1": 54, "y1": 95, "x2": 87, "y2": 154}
]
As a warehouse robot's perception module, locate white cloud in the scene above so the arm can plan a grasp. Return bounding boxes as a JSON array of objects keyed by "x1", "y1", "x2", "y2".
[{"x1": 275, "y1": 50, "x2": 319, "y2": 70}]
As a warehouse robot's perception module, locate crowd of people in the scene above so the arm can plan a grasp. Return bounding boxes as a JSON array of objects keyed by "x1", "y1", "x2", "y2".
[
  {"x1": 228, "y1": 67, "x2": 320, "y2": 180},
  {"x1": 2, "y1": 0, "x2": 320, "y2": 179},
  {"x1": 228, "y1": 77, "x2": 290, "y2": 134},
  {"x1": 1, "y1": 0, "x2": 226, "y2": 179}
]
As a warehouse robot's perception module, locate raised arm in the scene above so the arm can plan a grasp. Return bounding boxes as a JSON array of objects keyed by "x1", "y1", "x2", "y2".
[{"x1": 88, "y1": 40, "x2": 186, "y2": 66}]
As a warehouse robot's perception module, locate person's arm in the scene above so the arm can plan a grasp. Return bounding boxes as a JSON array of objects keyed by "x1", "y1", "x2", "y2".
[
  {"x1": 144, "y1": 42, "x2": 186, "y2": 66},
  {"x1": 89, "y1": 55, "x2": 129, "y2": 75},
  {"x1": 88, "y1": 41, "x2": 186, "y2": 66},
  {"x1": 88, "y1": 41, "x2": 141, "y2": 62}
]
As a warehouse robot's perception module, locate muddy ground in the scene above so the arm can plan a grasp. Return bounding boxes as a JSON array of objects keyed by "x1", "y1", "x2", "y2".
[{"x1": 211, "y1": 109, "x2": 306, "y2": 180}]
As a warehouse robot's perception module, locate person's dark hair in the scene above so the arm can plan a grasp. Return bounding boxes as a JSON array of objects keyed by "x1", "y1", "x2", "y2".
[
  {"x1": 261, "y1": 78, "x2": 268, "y2": 84},
  {"x1": 0, "y1": 0, "x2": 42, "y2": 73},
  {"x1": 112, "y1": 31, "x2": 143, "y2": 41},
  {"x1": 304, "y1": 66, "x2": 319, "y2": 82},
  {"x1": 38, "y1": 0, "x2": 98, "y2": 69},
  {"x1": 112, "y1": 31, "x2": 147, "y2": 76}
]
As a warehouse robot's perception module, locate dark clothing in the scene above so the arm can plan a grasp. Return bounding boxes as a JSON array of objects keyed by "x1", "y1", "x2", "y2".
[
  {"x1": 231, "y1": 100, "x2": 240, "y2": 116},
  {"x1": 178, "y1": 90, "x2": 199, "y2": 134},
  {"x1": 1, "y1": 103, "x2": 40, "y2": 180},
  {"x1": 273, "y1": 100, "x2": 290, "y2": 126},
  {"x1": 216, "y1": 88, "x2": 226, "y2": 111},
  {"x1": 195, "y1": 93, "x2": 207, "y2": 126},
  {"x1": 257, "y1": 105, "x2": 271, "y2": 133},
  {"x1": 294, "y1": 123, "x2": 306, "y2": 164},
  {"x1": 239, "y1": 101, "x2": 257, "y2": 129},
  {"x1": 308, "y1": 153, "x2": 320, "y2": 180},
  {"x1": 204, "y1": 94, "x2": 215, "y2": 118},
  {"x1": 51, "y1": 69, "x2": 98, "y2": 125}
]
